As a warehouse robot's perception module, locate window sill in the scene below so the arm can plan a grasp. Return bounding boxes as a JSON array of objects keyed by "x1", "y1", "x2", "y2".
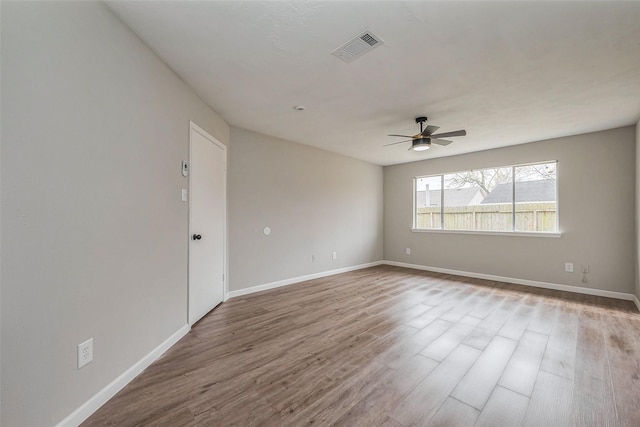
[{"x1": 411, "y1": 228, "x2": 562, "y2": 238}]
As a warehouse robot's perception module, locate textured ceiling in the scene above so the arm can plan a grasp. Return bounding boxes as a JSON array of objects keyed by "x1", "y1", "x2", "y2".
[{"x1": 106, "y1": 1, "x2": 640, "y2": 166}]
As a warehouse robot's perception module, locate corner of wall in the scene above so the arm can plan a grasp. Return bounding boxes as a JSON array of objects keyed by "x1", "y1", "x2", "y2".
[
  {"x1": 0, "y1": 0, "x2": 3, "y2": 419},
  {"x1": 636, "y1": 118, "x2": 640, "y2": 308}
]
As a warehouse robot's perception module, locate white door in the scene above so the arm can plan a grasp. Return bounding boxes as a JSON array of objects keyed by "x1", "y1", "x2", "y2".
[{"x1": 189, "y1": 122, "x2": 226, "y2": 325}]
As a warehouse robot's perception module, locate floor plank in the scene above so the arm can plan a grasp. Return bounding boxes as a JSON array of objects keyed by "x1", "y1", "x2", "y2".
[
  {"x1": 540, "y1": 304, "x2": 578, "y2": 380},
  {"x1": 426, "y1": 397, "x2": 479, "y2": 427},
  {"x1": 420, "y1": 315, "x2": 480, "y2": 361},
  {"x1": 604, "y1": 310, "x2": 640, "y2": 426},
  {"x1": 498, "y1": 330, "x2": 548, "y2": 397},
  {"x1": 571, "y1": 310, "x2": 618, "y2": 426},
  {"x1": 390, "y1": 344, "x2": 481, "y2": 426},
  {"x1": 450, "y1": 335, "x2": 518, "y2": 409},
  {"x1": 522, "y1": 370, "x2": 573, "y2": 427},
  {"x1": 497, "y1": 295, "x2": 535, "y2": 340},
  {"x1": 475, "y1": 386, "x2": 529, "y2": 427}
]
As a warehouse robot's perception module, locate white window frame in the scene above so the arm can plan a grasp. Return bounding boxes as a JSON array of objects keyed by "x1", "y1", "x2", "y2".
[{"x1": 412, "y1": 160, "x2": 560, "y2": 237}]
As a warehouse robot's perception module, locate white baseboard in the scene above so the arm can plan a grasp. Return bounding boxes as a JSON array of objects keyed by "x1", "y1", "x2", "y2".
[
  {"x1": 226, "y1": 261, "x2": 385, "y2": 299},
  {"x1": 634, "y1": 295, "x2": 640, "y2": 312},
  {"x1": 384, "y1": 260, "x2": 636, "y2": 302},
  {"x1": 55, "y1": 324, "x2": 190, "y2": 427}
]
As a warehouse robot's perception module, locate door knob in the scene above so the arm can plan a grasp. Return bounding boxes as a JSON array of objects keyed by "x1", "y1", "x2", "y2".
[{"x1": 192, "y1": 234, "x2": 202, "y2": 240}]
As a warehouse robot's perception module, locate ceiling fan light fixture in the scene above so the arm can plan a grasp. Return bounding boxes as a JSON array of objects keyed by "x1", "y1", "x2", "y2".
[
  {"x1": 385, "y1": 117, "x2": 465, "y2": 151},
  {"x1": 411, "y1": 139, "x2": 431, "y2": 151}
]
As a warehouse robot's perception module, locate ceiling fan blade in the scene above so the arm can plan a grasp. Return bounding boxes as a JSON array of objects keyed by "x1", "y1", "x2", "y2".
[
  {"x1": 430, "y1": 129, "x2": 466, "y2": 139},
  {"x1": 431, "y1": 138, "x2": 453, "y2": 146},
  {"x1": 421, "y1": 125, "x2": 440, "y2": 136},
  {"x1": 387, "y1": 134, "x2": 413, "y2": 138},
  {"x1": 384, "y1": 139, "x2": 412, "y2": 147}
]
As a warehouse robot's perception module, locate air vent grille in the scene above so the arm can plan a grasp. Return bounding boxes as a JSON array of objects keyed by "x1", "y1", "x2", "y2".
[
  {"x1": 360, "y1": 33, "x2": 378, "y2": 46},
  {"x1": 331, "y1": 30, "x2": 383, "y2": 63}
]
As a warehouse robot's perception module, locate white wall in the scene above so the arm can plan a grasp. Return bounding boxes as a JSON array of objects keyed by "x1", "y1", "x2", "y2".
[
  {"x1": 228, "y1": 127, "x2": 384, "y2": 292},
  {"x1": 385, "y1": 127, "x2": 636, "y2": 294},
  {"x1": 1, "y1": 2, "x2": 229, "y2": 426}
]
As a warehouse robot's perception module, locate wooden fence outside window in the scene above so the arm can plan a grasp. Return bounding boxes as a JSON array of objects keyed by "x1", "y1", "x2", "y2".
[{"x1": 416, "y1": 202, "x2": 556, "y2": 232}]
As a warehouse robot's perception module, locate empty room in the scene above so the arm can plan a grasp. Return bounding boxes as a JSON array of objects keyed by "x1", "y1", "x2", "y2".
[{"x1": 2, "y1": 1, "x2": 640, "y2": 426}]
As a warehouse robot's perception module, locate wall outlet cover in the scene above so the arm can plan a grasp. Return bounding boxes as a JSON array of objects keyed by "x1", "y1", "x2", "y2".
[{"x1": 78, "y1": 338, "x2": 93, "y2": 369}]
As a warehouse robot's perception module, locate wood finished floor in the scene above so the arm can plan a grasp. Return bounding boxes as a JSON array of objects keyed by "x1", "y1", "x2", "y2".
[{"x1": 83, "y1": 265, "x2": 640, "y2": 427}]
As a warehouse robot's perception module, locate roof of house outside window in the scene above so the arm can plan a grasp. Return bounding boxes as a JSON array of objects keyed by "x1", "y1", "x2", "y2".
[
  {"x1": 481, "y1": 179, "x2": 556, "y2": 204},
  {"x1": 416, "y1": 187, "x2": 486, "y2": 207}
]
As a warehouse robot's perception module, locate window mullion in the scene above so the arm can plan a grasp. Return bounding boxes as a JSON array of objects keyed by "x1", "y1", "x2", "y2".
[
  {"x1": 440, "y1": 174, "x2": 445, "y2": 230},
  {"x1": 512, "y1": 166, "x2": 516, "y2": 231}
]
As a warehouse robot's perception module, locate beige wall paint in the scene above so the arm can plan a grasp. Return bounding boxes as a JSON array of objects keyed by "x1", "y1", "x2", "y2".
[
  {"x1": 229, "y1": 127, "x2": 383, "y2": 291},
  {"x1": 1, "y1": 2, "x2": 229, "y2": 426},
  {"x1": 384, "y1": 126, "x2": 636, "y2": 294}
]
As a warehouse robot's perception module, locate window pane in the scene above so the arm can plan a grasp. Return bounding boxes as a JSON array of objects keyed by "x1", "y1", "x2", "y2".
[
  {"x1": 415, "y1": 176, "x2": 442, "y2": 229},
  {"x1": 514, "y1": 162, "x2": 557, "y2": 232},
  {"x1": 445, "y1": 167, "x2": 513, "y2": 231}
]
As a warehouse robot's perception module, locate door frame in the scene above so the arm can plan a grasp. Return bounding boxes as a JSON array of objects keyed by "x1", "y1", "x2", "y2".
[{"x1": 188, "y1": 120, "x2": 228, "y2": 326}]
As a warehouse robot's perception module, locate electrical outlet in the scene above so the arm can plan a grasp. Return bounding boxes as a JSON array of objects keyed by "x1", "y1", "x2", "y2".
[
  {"x1": 565, "y1": 262, "x2": 574, "y2": 273},
  {"x1": 77, "y1": 338, "x2": 93, "y2": 369},
  {"x1": 311, "y1": 255, "x2": 316, "y2": 262},
  {"x1": 406, "y1": 248, "x2": 411, "y2": 255},
  {"x1": 332, "y1": 251, "x2": 337, "y2": 260}
]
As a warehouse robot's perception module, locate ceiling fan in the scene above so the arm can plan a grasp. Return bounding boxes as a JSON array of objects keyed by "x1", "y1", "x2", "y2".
[{"x1": 385, "y1": 117, "x2": 466, "y2": 151}]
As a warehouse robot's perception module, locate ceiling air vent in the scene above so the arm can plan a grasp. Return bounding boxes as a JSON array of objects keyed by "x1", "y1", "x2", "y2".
[{"x1": 331, "y1": 29, "x2": 384, "y2": 63}]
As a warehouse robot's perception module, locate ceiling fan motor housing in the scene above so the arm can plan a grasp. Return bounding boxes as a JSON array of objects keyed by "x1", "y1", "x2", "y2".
[{"x1": 411, "y1": 138, "x2": 431, "y2": 151}]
